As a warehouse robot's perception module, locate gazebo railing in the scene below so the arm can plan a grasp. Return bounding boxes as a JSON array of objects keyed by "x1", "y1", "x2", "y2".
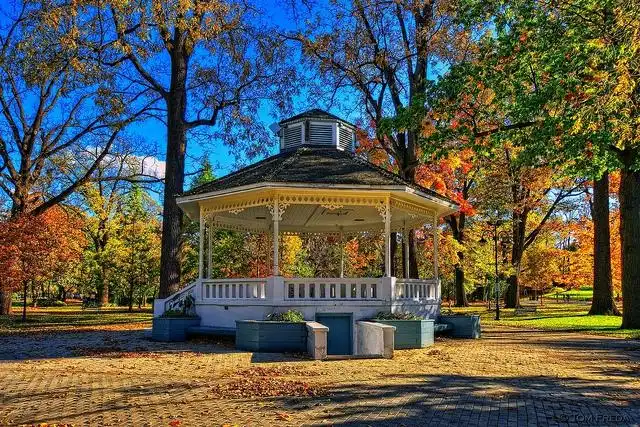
[
  {"x1": 394, "y1": 278, "x2": 439, "y2": 300},
  {"x1": 201, "y1": 278, "x2": 267, "y2": 301},
  {"x1": 284, "y1": 278, "x2": 381, "y2": 301},
  {"x1": 195, "y1": 277, "x2": 439, "y2": 304}
]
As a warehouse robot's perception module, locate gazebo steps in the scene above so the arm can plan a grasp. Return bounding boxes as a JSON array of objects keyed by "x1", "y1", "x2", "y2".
[{"x1": 186, "y1": 325, "x2": 236, "y2": 337}]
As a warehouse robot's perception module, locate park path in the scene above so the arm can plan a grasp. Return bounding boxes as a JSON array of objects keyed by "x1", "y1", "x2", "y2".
[{"x1": 0, "y1": 326, "x2": 638, "y2": 426}]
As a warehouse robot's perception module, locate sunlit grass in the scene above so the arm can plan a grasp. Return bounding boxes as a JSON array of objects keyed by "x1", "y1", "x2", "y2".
[
  {"x1": 0, "y1": 304, "x2": 153, "y2": 335},
  {"x1": 447, "y1": 300, "x2": 639, "y2": 339}
]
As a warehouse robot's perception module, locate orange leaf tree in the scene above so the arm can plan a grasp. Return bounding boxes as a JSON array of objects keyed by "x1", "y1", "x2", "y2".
[{"x1": 0, "y1": 206, "x2": 85, "y2": 318}]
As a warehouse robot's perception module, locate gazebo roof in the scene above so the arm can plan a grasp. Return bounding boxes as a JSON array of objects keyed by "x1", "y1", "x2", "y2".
[
  {"x1": 278, "y1": 108, "x2": 356, "y2": 128},
  {"x1": 182, "y1": 146, "x2": 455, "y2": 207}
]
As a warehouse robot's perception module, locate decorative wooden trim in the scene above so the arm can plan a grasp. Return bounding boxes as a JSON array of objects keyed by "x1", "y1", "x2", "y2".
[
  {"x1": 267, "y1": 198, "x2": 290, "y2": 221},
  {"x1": 202, "y1": 196, "x2": 273, "y2": 216},
  {"x1": 210, "y1": 219, "x2": 266, "y2": 233},
  {"x1": 390, "y1": 198, "x2": 435, "y2": 217},
  {"x1": 279, "y1": 193, "x2": 386, "y2": 208}
]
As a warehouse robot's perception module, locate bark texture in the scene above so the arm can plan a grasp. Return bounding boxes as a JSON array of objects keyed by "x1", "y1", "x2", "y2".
[
  {"x1": 619, "y1": 167, "x2": 640, "y2": 328},
  {"x1": 589, "y1": 173, "x2": 620, "y2": 315},
  {"x1": 158, "y1": 45, "x2": 188, "y2": 299}
]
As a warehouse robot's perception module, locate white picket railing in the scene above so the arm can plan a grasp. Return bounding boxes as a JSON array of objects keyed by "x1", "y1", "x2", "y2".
[
  {"x1": 193, "y1": 276, "x2": 439, "y2": 304},
  {"x1": 283, "y1": 278, "x2": 382, "y2": 301},
  {"x1": 201, "y1": 278, "x2": 267, "y2": 301},
  {"x1": 394, "y1": 278, "x2": 438, "y2": 300}
]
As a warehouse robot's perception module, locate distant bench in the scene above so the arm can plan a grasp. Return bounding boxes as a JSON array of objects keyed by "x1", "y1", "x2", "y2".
[{"x1": 514, "y1": 306, "x2": 537, "y2": 315}]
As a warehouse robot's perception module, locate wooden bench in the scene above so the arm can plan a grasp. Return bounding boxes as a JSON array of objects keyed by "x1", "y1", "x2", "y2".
[{"x1": 514, "y1": 306, "x2": 537, "y2": 315}]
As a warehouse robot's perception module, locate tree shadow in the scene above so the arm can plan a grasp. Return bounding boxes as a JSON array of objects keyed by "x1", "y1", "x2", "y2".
[
  {"x1": 280, "y1": 373, "x2": 640, "y2": 426},
  {"x1": 0, "y1": 328, "x2": 243, "y2": 361}
]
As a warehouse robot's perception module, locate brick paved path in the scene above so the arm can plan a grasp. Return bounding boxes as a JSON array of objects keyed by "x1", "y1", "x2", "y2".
[{"x1": 1, "y1": 327, "x2": 638, "y2": 426}]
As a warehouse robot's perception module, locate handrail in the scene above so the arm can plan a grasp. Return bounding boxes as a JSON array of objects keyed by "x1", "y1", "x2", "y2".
[{"x1": 163, "y1": 281, "x2": 198, "y2": 312}]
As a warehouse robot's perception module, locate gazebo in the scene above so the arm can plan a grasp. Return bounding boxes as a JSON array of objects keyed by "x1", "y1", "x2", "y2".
[{"x1": 154, "y1": 109, "x2": 458, "y2": 351}]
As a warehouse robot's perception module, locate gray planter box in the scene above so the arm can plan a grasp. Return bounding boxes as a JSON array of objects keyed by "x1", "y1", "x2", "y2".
[
  {"x1": 375, "y1": 319, "x2": 435, "y2": 349},
  {"x1": 152, "y1": 316, "x2": 201, "y2": 342},
  {"x1": 439, "y1": 315, "x2": 481, "y2": 339},
  {"x1": 236, "y1": 320, "x2": 307, "y2": 352}
]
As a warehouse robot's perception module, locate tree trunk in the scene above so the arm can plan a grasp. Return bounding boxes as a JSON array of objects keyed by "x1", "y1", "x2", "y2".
[
  {"x1": 589, "y1": 172, "x2": 620, "y2": 315},
  {"x1": 21, "y1": 281, "x2": 28, "y2": 322},
  {"x1": 98, "y1": 264, "x2": 109, "y2": 305},
  {"x1": 505, "y1": 213, "x2": 525, "y2": 308},
  {"x1": 390, "y1": 232, "x2": 398, "y2": 277},
  {"x1": 619, "y1": 167, "x2": 640, "y2": 328},
  {"x1": 454, "y1": 264, "x2": 468, "y2": 307},
  {"x1": 158, "y1": 50, "x2": 189, "y2": 299},
  {"x1": 0, "y1": 290, "x2": 12, "y2": 315},
  {"x1": 450, "y1": 215, "x2": 468, "y2": 307},
  {"x1": 128, "y1": 281, "x2": 134, "y2": 312}
]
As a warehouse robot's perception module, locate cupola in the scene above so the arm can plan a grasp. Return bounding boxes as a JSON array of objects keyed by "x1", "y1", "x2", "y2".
[{"x1": 274, "y1": 109, "x2": 356, "y2": 153}]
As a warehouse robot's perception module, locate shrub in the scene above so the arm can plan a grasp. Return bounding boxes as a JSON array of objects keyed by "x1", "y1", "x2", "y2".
[
  {"x1": 374, "y1": 311, "x2": 422, "y2": 320},
  {"x1": 36, "y1": 299, "x2": 66, "y2": 307},
  {"x1": 265, "y1": 310, "x2": 305, "y2": 322}
]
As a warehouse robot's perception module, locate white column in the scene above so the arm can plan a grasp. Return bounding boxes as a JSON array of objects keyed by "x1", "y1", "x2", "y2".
[
  {"x1": 433, "y1": 212, "x2": 439, "y2": 279},
  {"x1": 198, "y1": 206, "x2": 204, "y2": 279},
  {"x1": 404, "y1": 223, "x2": 410, "y2": 279},
  {"x1": 339, "y1": 228, "x2": 344, "y2": 278},
  {"x1": 272, "y1": 198, "x2": 280, "y2": 276},
  {"x1": 207, "y1": 219, "x2": 212, "y2": 279},
  {"x1": 383, "y1": 199, "x2": 391, "y2": 277},
  {"x1": 266, "y1": 232, "x2": 271, "y2": 275}
]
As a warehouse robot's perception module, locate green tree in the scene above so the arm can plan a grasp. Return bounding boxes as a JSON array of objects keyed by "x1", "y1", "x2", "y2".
[
  {"x1": 119, "y1": 186, "x2": 161, "y2": 311},
  {"x1": 426, "y1": 0, "x2": 637, "y2": 322},
  {"x1": 0, "y1": 2, "x2": 149, "y2": 314},
  {"x1": 58, "y1": 0, "x2": 299, "y2": 299}
]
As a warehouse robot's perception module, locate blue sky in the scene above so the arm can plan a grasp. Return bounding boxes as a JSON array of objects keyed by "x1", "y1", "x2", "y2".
[
  {"x1": 119, "y1": 0, "x2": 360, "y2": 187},
  {"x1": 0, "y1": 0, "x2": 360, "y2": 198}
]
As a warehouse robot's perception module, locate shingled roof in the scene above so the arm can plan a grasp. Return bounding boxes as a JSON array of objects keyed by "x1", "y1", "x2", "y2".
[{"x1": 180, "y1": 146, "x2": 456, "y2": 206}]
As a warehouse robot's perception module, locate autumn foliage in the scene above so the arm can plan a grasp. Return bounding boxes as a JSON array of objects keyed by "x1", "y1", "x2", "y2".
[{"x1": 0, "y1": 207, "x2": 85, "y2": 303}]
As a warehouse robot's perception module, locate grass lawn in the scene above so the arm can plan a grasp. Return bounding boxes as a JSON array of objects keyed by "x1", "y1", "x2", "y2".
[
  {"x1": 448, "y1": 300, "x2": 639, "y2": 339},
  {"x1": 543, "y1": 286, "x2": 594, "y2": 301},
  {"x1": 0, "y1": 303, "x2": 152, "y2": 335}
]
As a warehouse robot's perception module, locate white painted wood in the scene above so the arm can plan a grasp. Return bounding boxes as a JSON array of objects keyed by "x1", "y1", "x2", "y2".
[
  {"x1": 198, "y1": 205, "x2": 204, "y2": 279},
  {"x1": 403, "y1": 224, "x2": 410, "y2": 278},
  {"x1": 201, "y1": 278, "x2": 268, "y2": 301},
  {"x1": 272, "y1": 199, "x2": 280, "y2": 276},
  {"x1": 339, "y1": 229, "x2": 344, "y2": 278},
  {"x1": 433, "y1": 212, "x2": 439, "y2": 280},
  {"x1": 284, "y1": 277, "x2": 382, "y2": 301},
  {"x1": 394, "y1": 278, "x2": 439, "y2": 301},
  {"x1": 207, "y1": 220, "x2": 212, "y2": 279},
  {"x1": 384, "y1": 199, "x2": 391, "y2": 277}
]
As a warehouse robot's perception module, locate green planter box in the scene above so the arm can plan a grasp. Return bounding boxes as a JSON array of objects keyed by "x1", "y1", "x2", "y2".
[
  {"x1": 236, "y1": 320, "x2": 307, "y2": 352},
  {"x1": 152, "y1": 316, "x2": 201, "y2": 342},
  {"x1": 439, "y1": 315, "x2": 481, "y2": 339},
  {"x1": 375, "y1": 319, "x2": 435, "y2": 349}
]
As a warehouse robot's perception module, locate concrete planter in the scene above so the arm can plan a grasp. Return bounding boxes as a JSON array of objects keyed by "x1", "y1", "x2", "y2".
[
  {"x1": 235, "y1": 320, "x2": 307, "y2": 352},
  {"x1": 439, "y1": 315, "x2": 481, "y2": 339},
  {"x1": 375, "y1": 319, "x2": 435, "y2": 349},
  {"x1": 152, "y1": 316, "x2": 201, "y2": 342}
]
